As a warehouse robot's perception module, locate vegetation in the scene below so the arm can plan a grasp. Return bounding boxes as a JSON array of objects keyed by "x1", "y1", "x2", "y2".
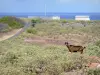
[
  {"x1": 0, "y1": 16, "x2": 24, "y2": 32},
  {"x1": 0, "y1": 38, "x2": 88, "y2": 75},
  {"x1": 31, "y1": 18, "x2": 42, "y2": 24},
  {"x1": 31, "y1": 18, "x2": 43, "y2": 27},
  {"x1": 27, "y1": 28, "x2": 37, "y2": 34},
  {"x1": 87, "y1": 69, "x2": 100, "y2": 75},
  {"x1": 27, "y1": 20, "x2": 100, "y2": 40},
  {"x1": 0, "y1": 23, "x2": 9, "y2": 32},
  {"x1": 95, "y1": 40, "x2": 100, "y2": 48},
  {"x1": 0, "y1": 19, "x2": 100, "y2": 75},
  {"x1": 60, "y1": 19, "x2": 67, "y2": 23}
]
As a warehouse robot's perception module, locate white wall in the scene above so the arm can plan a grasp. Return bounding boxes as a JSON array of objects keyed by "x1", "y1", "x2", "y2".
[
  {"x1": 52, "y1": 16, "x2": 60, "y2": 20},
  {"x1": 75, "y1": 16, "x2": 90, "y2": 21}
]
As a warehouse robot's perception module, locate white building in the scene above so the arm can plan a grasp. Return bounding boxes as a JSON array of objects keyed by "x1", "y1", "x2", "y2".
[
  {"x1": 52, "y1": 16, "x2": 60, "y2": 20},
  {"x1": 28, "y1": 16, "x2": 35, "y2": 18},
  {"x1": 75, "y1": 16, "x2": 90, "y2": 21}
]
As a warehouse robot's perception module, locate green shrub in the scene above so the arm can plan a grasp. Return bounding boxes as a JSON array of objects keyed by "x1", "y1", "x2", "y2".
[
  {"x1": 61, "y1": 19, "x2": 67, "y2": 23},
  {"x1": 0, "y1": 67, "x2": 25, "y2": 75},
  {"x1": 85, "y1": 45, "x2": 100, "y2": 57},
  {"x1": 90, "y1": 25, "x2": 100, "y2": 37},
  {"x1": 0, "y1": 16, "x2": 24, "y2": 31},
  {"x1": 95, "y1": 40, "x2": 100, "y2": 48},
  {"x1": 31, "y1": 18, "x2": 42, "y2": 24},
  {"x1": 1, "y1": 51, "x2": 19, "y2": 65},
  {"x1": 46, "y1": 63, "x2": 63, "y2": 75},
  {"x1": 87, "y1": 69, "x2": 100, "y2": 75},
  {"x1": 0, "y1": 23, "x2": 11, "y2": 32},
  {"x1": 27, "y1": 28, "x2": 37, "y2": 34}
]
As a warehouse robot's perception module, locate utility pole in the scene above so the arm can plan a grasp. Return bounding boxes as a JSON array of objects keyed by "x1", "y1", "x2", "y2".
[{"x1": 45, "y1": 4, "x2": 46, "y2": 16}]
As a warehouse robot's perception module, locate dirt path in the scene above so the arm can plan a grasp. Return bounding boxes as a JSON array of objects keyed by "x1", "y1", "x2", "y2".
[
  {"x1": 0, "y1": 21, "x2": 31, "y2": 41},
  {"x1": 24, "y1": 32, "x2": 98, "y2": 46},
  {"x1": 25, "y1": 37, "x2": 67, "y2": 46},
  {"x1": 24, "y1": 36, "x2": 86, "y2": 46},
  {"x1": 0, "y1": 28, "x2": 22, "y2": 41}
]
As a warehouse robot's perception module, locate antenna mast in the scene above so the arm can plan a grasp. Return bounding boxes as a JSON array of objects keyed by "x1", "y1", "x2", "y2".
[{"x1": 45, "y1": 4, "x2": 46, "y2": 16}]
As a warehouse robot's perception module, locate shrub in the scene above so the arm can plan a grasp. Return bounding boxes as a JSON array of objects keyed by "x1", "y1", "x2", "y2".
[
  {"x1": 95, "y1": 40, "x2": 100, "y2": 48},
  {"x1": 31, "y1": 18, "x2": 43, "y2": 27},
  {"x1": 46, "y1": 63, "x2": 63, "y2": 75},
  {"x1": 87, "y1": 69, "x2": 100, "y2": 75},
  {"x1": 27, "y1": 28, "x2": 37, "y2": 34},
  {"x1": 90, "y1": 25, "x2": 100, "y2": 37},
  {"x1": 61, "y1": 19, "x2": 67, "y2": 23},
  {"x1": 0, "y1": 67, "x2": 25, "y2": 75},
  {"x1": 85, "y1": 45, "x2": 100, "y2": 57},
  {"x1": 1, "y1": 51, "x2": 19, "y2": 65},
  {"x1": 0, "y1": 16, "x2": 24, "y2": 30},
  {"x1": 31, "y1": 18, "x2": 42, "y2": 24},
  {"x1": 0, "y1": 23, "x2": 10, "y2": 32}
]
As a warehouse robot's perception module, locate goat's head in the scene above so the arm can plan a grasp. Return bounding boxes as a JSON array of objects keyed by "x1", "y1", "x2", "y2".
[{"x1": 83, "y1": 47, "x2": 86, "y2": 49}]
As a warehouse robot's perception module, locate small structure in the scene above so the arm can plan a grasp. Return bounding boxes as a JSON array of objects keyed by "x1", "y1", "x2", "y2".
[
  {"x1": 28, "y1": 16, "x2": 35, "y2": 18},
  {"x1": 52, "y1": 16, "x2": 60, "y2": 20},
  {"x1": 75, "y1": 16, "x2": 90, "y2": 21}
]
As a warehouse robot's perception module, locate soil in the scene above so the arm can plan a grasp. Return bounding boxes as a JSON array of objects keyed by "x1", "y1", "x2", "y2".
[
  {"x1": 24, "y1": 35, "x2": 88, "y2": 46},
  {"x1": 0, "y1": 28, "x2": 22, "y2": 41},
  {"x1": 24, "y1": 37, "x2": 67, "y2": 46}
]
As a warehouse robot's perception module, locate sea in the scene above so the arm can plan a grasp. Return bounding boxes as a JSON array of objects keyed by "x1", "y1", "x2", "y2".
[{"x1": 0, "y1": 13, "x2": 100, "y2": 20}]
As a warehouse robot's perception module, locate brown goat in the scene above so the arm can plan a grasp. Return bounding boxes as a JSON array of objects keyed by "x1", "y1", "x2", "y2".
[{"x1": 65, "y1": 42, "x2": 86, "y2": 54}]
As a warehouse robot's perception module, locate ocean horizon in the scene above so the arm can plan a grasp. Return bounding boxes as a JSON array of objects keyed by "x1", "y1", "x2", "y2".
[{"x1": 0, "y1": 13, "x2": 100, "y2": 20}]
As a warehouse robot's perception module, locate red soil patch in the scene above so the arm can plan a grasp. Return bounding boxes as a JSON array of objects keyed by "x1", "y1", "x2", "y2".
[
  {"x1": 24, "y1": 36, "x2": 86, "y2": 46},
  {"x1": 86, "y1": 56, "x2": 100, "y2": 69},
  {"x1": 87, "y1": 63, "x2": 100, "y2": 69},
  {"x1": 24, "y1": 37, "x2": 67, "y2": 46}
]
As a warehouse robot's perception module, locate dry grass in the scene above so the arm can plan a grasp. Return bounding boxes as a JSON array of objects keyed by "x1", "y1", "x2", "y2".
[{"x1": 0, "y1": 20, "x2": 100, "y2": 75}]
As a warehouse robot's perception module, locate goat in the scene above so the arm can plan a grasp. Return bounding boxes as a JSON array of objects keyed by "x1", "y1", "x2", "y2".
[{"x1": 65, "y1": 42, "x2": 86, "y2": 54}]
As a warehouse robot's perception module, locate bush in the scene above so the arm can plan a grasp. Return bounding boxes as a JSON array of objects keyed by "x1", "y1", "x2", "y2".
[
  {"x1": 61, "y1": 19, "x2": 67, "y2": 23},
  {"x1": 27, "y1": 28, "x2": 37, "y2": 34},
  {"x1": 0, "y1": 16, "x2": 24, "y2": 31},
  {"x1": 0, "y1": 67, "x2": 25, "y2": 75},
  {"x1": 31, "y1": 18, "x2": 43, "y2": 27},
  {"x1": 85, "y1": 45, "x2": 100, "y2": 57},
  {"x1": 87, "y1": 69, "x2": 100, "y2": 75},
  {"x1": 95, "y1": 40, "x2": 100, "y2": 48},
  {"x1": 90, "y1": 25, "x2": 100, "y2": 37},
  {"x1": 31, "y1": 18, "x2": 42, "y2": 24},
  {"x1": 0, "y1": 51, "x2": 19, "y2": 65},
  {"x1": 0, "y1": 23, "x2": 10, "y2": 32}
]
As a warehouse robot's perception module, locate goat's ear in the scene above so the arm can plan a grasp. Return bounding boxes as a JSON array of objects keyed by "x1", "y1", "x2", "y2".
[
  {"x1": 65, "y1": 42, "x2": 67, "y2": 44},
  {"x1": 65, "y1": 42, "x2": 68, "y2": 45}
]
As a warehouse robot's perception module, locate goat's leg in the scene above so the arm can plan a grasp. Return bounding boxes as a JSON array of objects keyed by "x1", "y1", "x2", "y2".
[
  {"x1": 80, "y1": 50, "x2": 83, "y2": 54},
  {"x1": 70, "y1": 49, "x2": 73, "y2": 53}
]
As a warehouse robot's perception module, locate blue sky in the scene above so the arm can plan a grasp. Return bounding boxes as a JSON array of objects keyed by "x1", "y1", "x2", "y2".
[{"x1": 0, "y1": 0, "x2": 100, "y2": 13}]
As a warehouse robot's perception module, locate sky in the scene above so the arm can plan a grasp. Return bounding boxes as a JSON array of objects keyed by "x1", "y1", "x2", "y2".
[{"x1": 0, "y1": 0, "x2": 100, "y2": 13}]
